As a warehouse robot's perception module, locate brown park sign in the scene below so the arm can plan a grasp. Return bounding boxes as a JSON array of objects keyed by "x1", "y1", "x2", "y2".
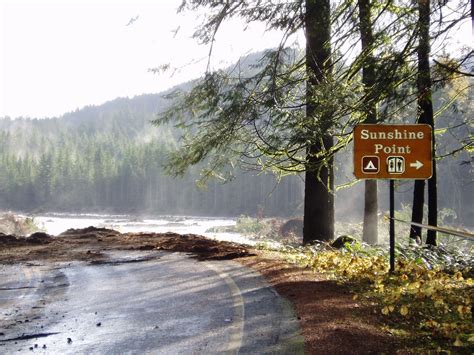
[{"x1": 353, "y1": 124, "x2": 433, "y2": 179}]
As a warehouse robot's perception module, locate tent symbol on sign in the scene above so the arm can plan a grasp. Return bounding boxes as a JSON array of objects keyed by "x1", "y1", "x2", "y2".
[{"x1": 362, "y1": 156, "x2": 379, "y2": 174}]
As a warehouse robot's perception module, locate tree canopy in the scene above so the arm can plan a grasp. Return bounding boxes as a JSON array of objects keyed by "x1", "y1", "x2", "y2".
[{"x1": 155, "y1": 0, "x2": 473, "y2": 243}]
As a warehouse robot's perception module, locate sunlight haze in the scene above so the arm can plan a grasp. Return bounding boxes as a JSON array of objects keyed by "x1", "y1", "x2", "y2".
[
  {"x1": 1, "y1": 0, "x2": 471, "y2": 119},
  {"x1": 0, "y1": 0, "x2": 285, "y2": 118}
]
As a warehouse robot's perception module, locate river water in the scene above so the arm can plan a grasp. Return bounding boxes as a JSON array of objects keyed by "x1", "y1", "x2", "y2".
[{"x1": 34, "y1": 214, "x2": 257, "y2": 245}]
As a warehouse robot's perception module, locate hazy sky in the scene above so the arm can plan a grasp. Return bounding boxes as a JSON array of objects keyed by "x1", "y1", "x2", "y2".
[
  {"x1": 0, "y1": 0, "x2": 286, "y2": 118},
  {"x1": 1, "y1": 0, "x2": 471, "y2": 119}
]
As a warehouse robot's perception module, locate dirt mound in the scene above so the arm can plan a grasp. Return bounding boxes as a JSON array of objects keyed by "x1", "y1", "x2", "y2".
[
  {"x1": 59, "y1": 226, "x2": 120, "y2": 237},
  {"x1": 27, "y1": 232, "x2": 53, "y2": 244},
  {"x1": 150, "y1": 232, "x2": 252, "y2": 260},
  {"x1": 0, "y1": 232, "x2": 52, "y2": 246},
  {"x1": 280, "y1": 218, "x2": 303, "y2": 238},
  {"x1": 0, "y1": 233, "x2": 18, "y2": 245},
  {"x1": 0, "y1": 229, "x2": 253, "y2": 263}
]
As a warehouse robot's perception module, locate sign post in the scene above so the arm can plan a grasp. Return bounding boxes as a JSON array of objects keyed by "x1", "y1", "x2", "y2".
[
  {"x1": 353, "y1": 124, "x2": 433, "y2": 272},
  {"x1": 389, "y1": 180, "x2": 395, "y2": 272}
]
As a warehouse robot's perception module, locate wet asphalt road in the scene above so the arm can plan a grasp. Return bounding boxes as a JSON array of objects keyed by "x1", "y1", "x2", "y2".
[{"x1": 0, "y1": 251, "x2": 303, "y2": 354}]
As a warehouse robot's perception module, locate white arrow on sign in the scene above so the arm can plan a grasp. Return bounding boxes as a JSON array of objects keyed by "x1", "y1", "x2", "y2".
[{"x1": 410, "y1": 160, "x2": 424, "y2": 170}]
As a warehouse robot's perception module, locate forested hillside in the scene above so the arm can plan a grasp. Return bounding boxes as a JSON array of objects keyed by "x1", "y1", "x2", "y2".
[
  {"x1": 0, "y1": 93, "x2": 303, "y2": 216},
  {"x1": 0, "y1": 67, "x2": 471, "y2": 225}
]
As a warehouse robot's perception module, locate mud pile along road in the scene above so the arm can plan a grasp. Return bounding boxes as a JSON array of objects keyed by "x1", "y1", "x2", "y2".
[{"x1": 0, "y1": 228, "x2": 303, "y2": 354}]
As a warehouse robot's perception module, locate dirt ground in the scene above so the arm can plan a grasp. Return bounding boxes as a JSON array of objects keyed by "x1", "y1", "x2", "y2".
[{"x1": 0, "y1": 228, "x2": 404, "y2": 354}]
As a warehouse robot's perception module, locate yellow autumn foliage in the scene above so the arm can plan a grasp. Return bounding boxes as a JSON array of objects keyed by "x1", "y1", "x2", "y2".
[
  {"x1": 400, "y1": 305, "x2": 409, "y2": 316},
  {"x1": 281, "y1": 243, "x2": 474, "y2": 350}
]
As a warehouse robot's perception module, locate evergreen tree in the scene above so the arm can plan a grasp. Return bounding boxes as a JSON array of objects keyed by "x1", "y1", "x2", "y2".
[
  {"x1": 155, "y1": 0, "x2": 339, "y2": 242},
  {"x1": 357, "y1": 0, "x2": 378, "y2": 245}
]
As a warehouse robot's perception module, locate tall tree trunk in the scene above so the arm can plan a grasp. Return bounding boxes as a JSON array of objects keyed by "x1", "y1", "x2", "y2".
[
  {"x1": 303, "y1": 0, "x2": 334, "y2": 243},
  {"x1": 358, "y1": 0, "x2": 378, "y2": 245},
  {"x1": 409, "y1": 180, "x2": 425, "y2": 242},
  {"x1": 413, "y1": 0, "x2": 437, "y2": 245},
  {"x1": 363, "y1": 180, "x2": 378, "y2": 243}
]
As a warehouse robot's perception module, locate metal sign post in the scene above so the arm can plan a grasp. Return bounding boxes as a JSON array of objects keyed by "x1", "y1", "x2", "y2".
[
  {"x1": 389, "y1": 180, "x2": 395, "y2": 273},
  {"x1": 353, "y1": 124, "x2": 433, "y2": 272}
]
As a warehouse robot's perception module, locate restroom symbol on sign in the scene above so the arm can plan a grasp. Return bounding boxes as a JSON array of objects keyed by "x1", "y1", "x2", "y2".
[
  {"x1": 387, "y1": 156, "x2": 405, "y2": 174},
  {"x1": 361, "y1": 156, "x2": 379, "y2": 174}
]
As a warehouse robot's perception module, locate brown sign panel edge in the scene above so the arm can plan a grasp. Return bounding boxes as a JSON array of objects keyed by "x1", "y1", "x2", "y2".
[{"x1": 353, "y1": 124, "x2": 433, "y2": 180}]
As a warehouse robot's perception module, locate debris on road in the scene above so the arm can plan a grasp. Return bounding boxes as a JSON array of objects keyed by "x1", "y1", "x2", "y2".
[{"x1": 0, "y1": 227, "x2": 253, "y2": 264}]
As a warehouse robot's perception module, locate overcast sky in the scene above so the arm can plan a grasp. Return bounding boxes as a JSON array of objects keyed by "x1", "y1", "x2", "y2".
[
  {"x1": 0, "y1": 0, "x2": 471, "y2": 119},
  {"x1": 0, "y1": 0, "x2": 287, "y2": 118}
]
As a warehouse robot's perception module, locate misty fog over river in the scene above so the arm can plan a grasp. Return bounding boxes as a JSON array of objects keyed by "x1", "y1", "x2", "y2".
[{"x1": 33, "y1": 214, "x2": 259, "y2": 246}]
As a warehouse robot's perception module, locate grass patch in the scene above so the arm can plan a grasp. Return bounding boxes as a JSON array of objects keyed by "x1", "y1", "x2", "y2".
[{"x1": 0, "y1": 213, "x2": 43, "y2": 235}]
